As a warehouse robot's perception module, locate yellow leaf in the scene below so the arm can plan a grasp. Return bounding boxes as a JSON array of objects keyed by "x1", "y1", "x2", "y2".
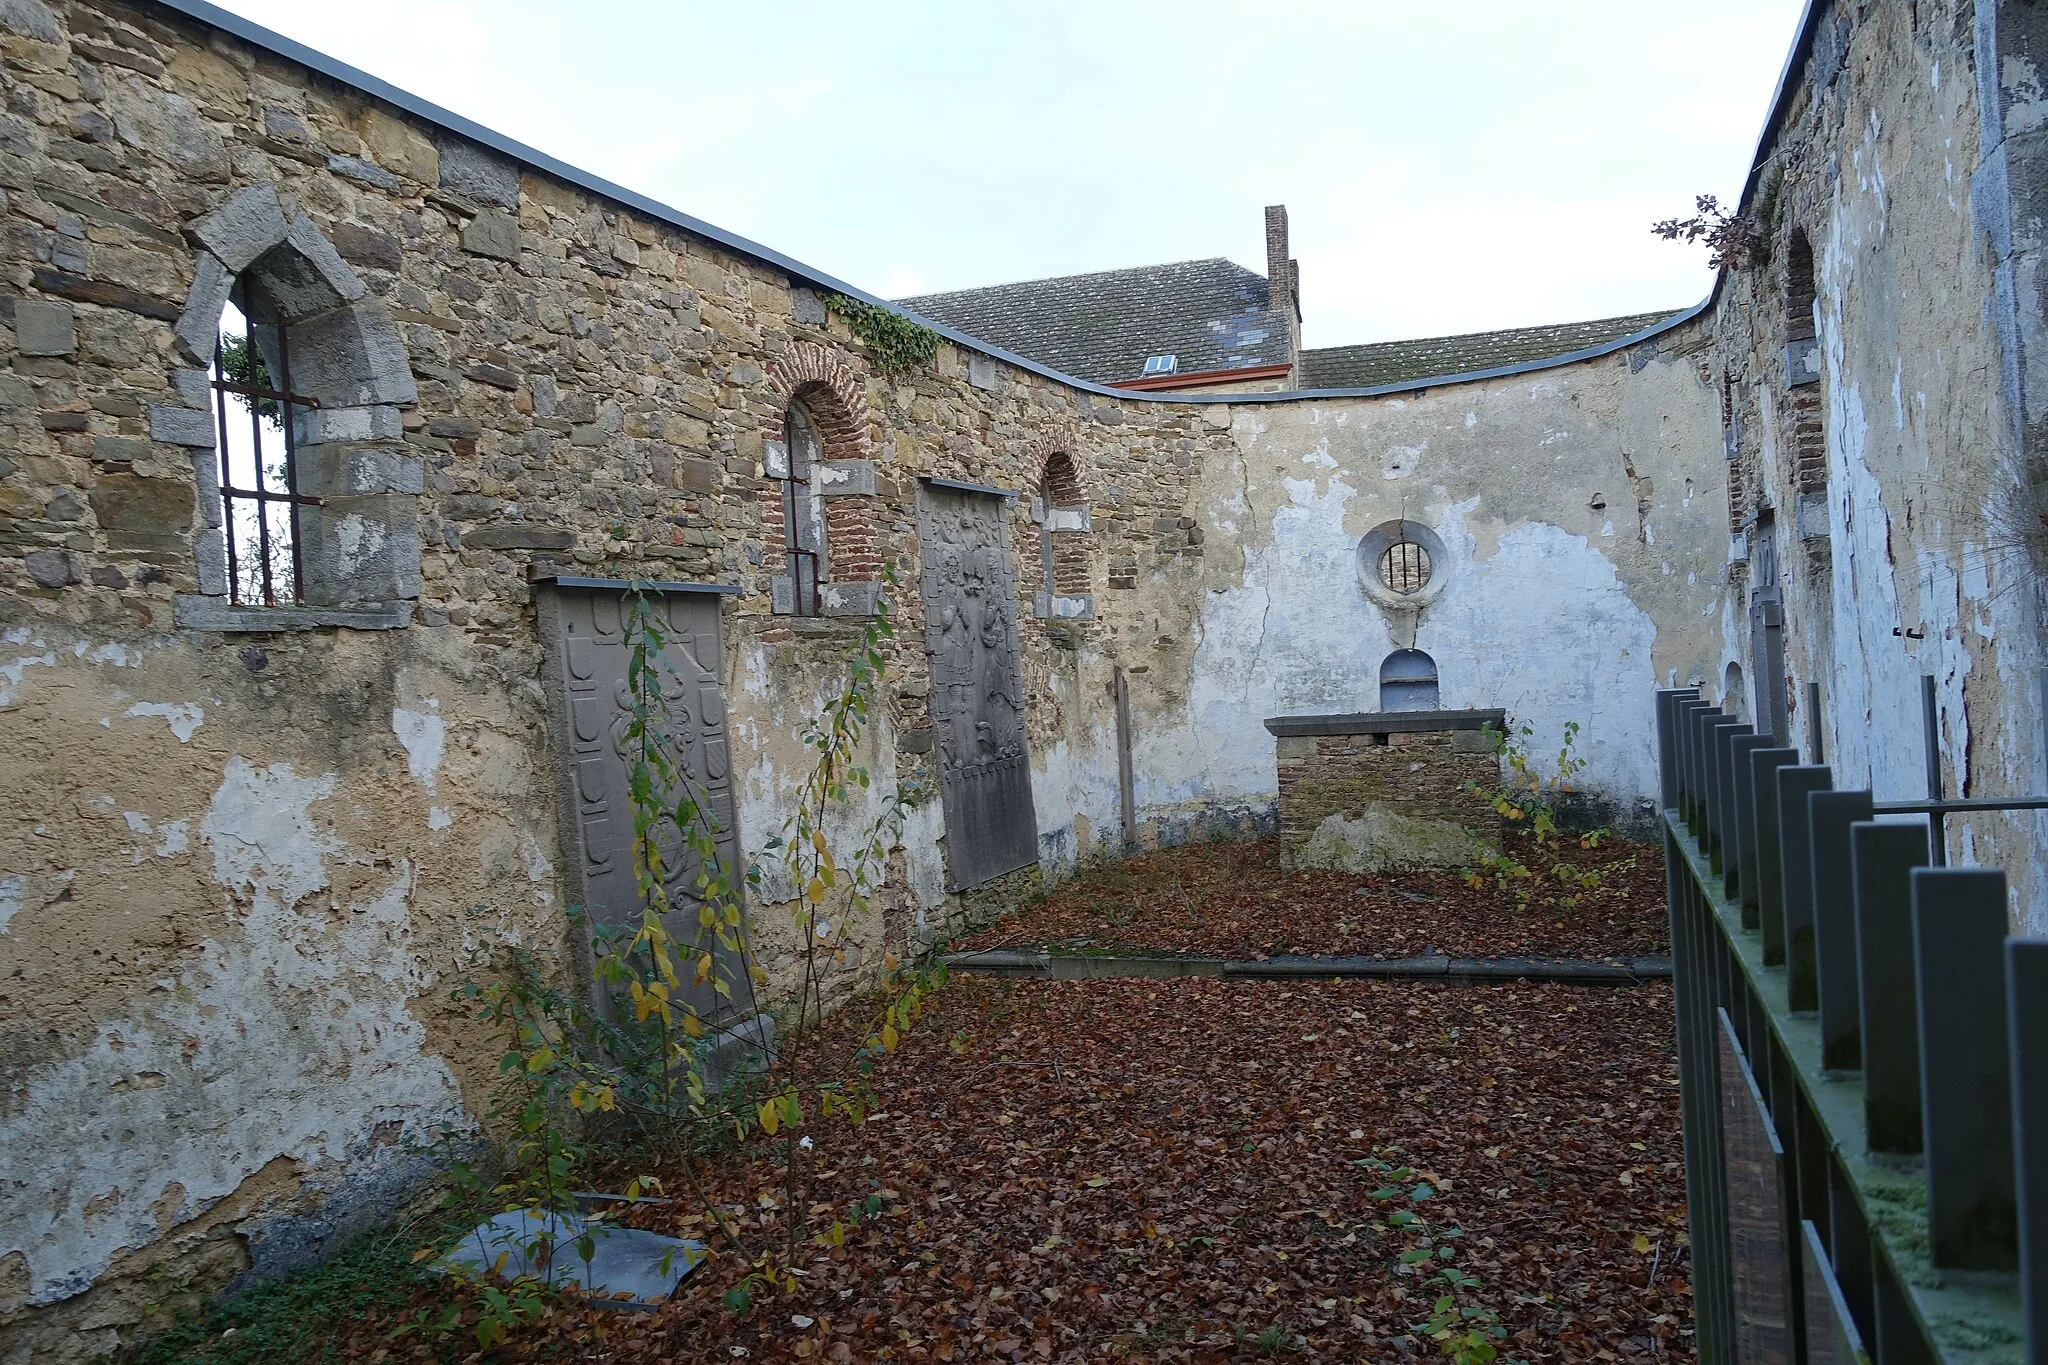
[
  {"x1": 759, "y1": 1099, "x2": 781, "y2": 1136},
  {"x1": 681, "y1": 1011, "x2": 704, "y2": 1038},
  {"x1": 1633, "y1": 1233, "x2": 1655, "y2": 1254},
  {"x1": 526, "y1": 1046, "x2": 554, "y2": 1072},
  {"x1": 881, "y1": 1022, "x2": 899, "y2": 1052},
  {"x1": 805, "y1": 878, "x2": 826, "y2": 904}
]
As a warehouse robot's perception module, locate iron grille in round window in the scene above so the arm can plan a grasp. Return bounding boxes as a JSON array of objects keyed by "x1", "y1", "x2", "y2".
[{"x1": 1378, "y1": 538, "x2": 1432, "y2": 595}]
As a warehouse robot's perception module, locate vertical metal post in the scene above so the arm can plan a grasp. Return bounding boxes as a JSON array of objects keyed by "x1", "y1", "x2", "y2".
[
  {"x1": 1657, "y1": 688, "x2": 1694, "y2": 811},
  {"x1": 244, "y1": 306, "x2": 277, "y2": 607},
  {"x1": 1677, "y1": 698, "x2": 1711, "y2": 831},
  {"x1": 1669, "y1": 852, "x2": 1731, "y2": 1365},
  {"x1": 1777, "y1": 766, "x2": 1833, "y2": 1010},
  {"x1": 2010, "y1": 938, "x2": 2048, "y2": 1363},
  {"x1": 1729, "y1": 733, "x2": 1770, "y2": 919},
  {"x1": 1922, "y1": 674, "x2": 1946, "y2": 866},
  {"x1": 1913, "y1": 867, "x2": 2017, "y2": 1270},
  {"x1": 1704, "y1": 715, "x2": 1743, "y2": 871},
  {"x1": 1114, "y1": 666, "x2": 1136, "y2": 853},
  {"x1": 275, "y1": 310, "x2": 306, "y2": 601},
  {"x1": 1807, "y1": 679, "x2": 1825, "y2": 765},
  {"x1": 211, "y1": 331, "x2": 241, "y2": 602},
  {"x1": 1750, "y1": 748, "x2": 1800, "y2": 965},
  {"x1": 1809, "y1": 789, "x2": 1873, "y2": 1071},
  {"x1": 1714, "y1": 723, "x2": 1753, "y2": 896},
  {"x1": 1851, "y1": 820, "x2": 1931, "y2": 1151}
]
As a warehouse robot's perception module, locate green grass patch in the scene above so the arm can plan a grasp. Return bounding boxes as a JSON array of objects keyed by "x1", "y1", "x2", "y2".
[{"x1": 123, "y1": 1204, "x2": 468, "y2": 1365}]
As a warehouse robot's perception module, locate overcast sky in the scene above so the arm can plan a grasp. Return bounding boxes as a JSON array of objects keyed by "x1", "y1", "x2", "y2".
[{"x1": 213, "y1": 0, "x2": 1806, "y2": 348}]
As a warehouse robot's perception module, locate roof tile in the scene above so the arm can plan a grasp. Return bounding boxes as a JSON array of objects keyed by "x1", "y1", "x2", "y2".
[{"x1": 900, "y1": 258, "x2": 1292, "y2": 384}]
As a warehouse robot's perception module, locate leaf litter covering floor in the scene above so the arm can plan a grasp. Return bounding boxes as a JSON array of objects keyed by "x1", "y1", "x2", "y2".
[
  {"x1": 955, "y1": 835, "x2": 1671, "y2": 962},
  {"x1": 355, "y1": 976, "x2": 1690, "y2": 1362}
]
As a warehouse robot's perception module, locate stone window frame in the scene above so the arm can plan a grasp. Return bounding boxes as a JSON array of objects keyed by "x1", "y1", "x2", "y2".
[
  {"x1": 762, "y1": 341, "x2": 880, "y2": 618},
  {"x1": 1379, "y1": 648, "x2": 1441, "y2": 712},
  {"x1": 1355, "y1": 519, "x2": 1447, "y2": 612},
  {"x1": 1025, "y1": 429, "x2": 1093, "y2": 621},
  {"x1": 164, "y1": 184, "x2": 421, "y2": 631}
]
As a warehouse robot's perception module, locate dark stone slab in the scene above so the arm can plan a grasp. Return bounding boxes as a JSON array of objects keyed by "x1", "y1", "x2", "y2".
[
  {"x1": 1851, "y1": 820, "x2": 1931, "y2": 1151},
  {"x1": 1262, "y1": 708, "x2": 1506, "y2": 738},
  {"x1": 1809, "y1": 790, "x2": 1873, "y2": 1071},
  {"x1": 1776, "y1": 766, "x2": 1833, "y2": 1011},
  {"x1": 1913, "y1": 868, "x2": 2017, "y2": 1270}
]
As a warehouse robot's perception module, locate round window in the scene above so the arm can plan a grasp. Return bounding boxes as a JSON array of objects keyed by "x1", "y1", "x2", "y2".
[
  {"x1": 1355, "y1": 519, "x2": 1447, "y2": 609},
  {"x1": 1377, "y1": 538, "x2": 1432, "y2": 595}
]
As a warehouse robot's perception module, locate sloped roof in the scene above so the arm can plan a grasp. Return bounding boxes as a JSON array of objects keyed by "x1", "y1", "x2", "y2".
[
  {"x1": 1299, "y1": 310, "x2": 1687, "y2": 390},
  {"x1": 899, "y1": 258, "x2": 1291, "y2": 385}
]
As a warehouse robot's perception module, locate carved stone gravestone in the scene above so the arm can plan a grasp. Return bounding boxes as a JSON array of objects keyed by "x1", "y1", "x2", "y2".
[
  {"x1": 914, "y1": 481, "x2": 1039, "y2": 890},
  {"x1": 536, "y1": 579, "x2": 746, "y2": 1021}
]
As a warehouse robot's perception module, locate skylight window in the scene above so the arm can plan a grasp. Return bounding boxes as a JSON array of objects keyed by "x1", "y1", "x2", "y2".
[{"x1": 1142, "y1": 354, "x2": 1177, "y2": 376}]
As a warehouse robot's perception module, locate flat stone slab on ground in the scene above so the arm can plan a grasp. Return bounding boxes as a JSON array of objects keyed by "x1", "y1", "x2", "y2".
[
  {"x1": 437, "y1": 1208, "x2": 708, "y2": 1309},
  {"x1": 945, "y1": 948, "x2": 1672, "y2": 984}
]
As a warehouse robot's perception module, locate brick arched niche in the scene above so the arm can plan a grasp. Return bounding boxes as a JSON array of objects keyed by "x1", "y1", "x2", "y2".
[
  {"x1": 762, "y1": 341, "x2": 880, "y2": 616},
  {"x1": 164, "y1": 184, "x2": 420, "y2": 630},
  {"x1": 1780, "y1": 225, "x2": 1828, "y2": 538},
  {"x1": 1025, "y1": 430, "x2": 1092, "y2": 620}
]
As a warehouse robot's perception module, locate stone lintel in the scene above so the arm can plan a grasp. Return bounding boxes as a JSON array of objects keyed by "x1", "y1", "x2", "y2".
[
  {"x1": 175, "y1": 594, "x2": 412, "y2": 631},
  {"x1": 1263, "y1": 707, "x2": 1506, "y2": 738}
]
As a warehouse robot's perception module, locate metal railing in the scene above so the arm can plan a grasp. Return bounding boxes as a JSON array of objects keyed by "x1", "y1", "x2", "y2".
[{"x1": 1656, "y1": 685, "x2": 2044, "y2": 1364}]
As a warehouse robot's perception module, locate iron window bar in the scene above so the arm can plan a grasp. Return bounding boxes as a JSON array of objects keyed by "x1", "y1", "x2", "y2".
[
  {"x1": 778, "y1": 469, "x2": 820, "y2": 617},
  {"x1": 212, "y1": 287, "x2": 321, "y2": 607},
  {"x1": 1378, "y1": 537, "x2": 1431, "y2": 594}
]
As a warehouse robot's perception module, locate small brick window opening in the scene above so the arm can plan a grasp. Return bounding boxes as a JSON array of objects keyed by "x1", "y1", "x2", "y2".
[
  {"x1": 1377, "y1": 536, "x2": 1432, "y2": 595},
  {"x1": 1038, "y1": 450, "x2": 1089, "y2": 598},
  {"x1": 213, "y1": 286, "x2": 320, "y2": 606},
  {"x1": 779, "y1": 399, "x2": 827, "y2": 616}
]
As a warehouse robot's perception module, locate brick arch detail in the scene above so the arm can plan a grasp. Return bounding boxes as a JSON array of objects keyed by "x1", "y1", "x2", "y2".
[
  {"x1": 762, "y1": 341, "x2": 880, "y2": 595},
  {"x1": 765, "y1": 341, "x2": 870, "y2": 459},
  {"x1": 1023, "y1": 427, "x2": 1090, "y2": 506},
  {"x1": 1022, "y1": 427, "x2": 1093, "y2": 605}
]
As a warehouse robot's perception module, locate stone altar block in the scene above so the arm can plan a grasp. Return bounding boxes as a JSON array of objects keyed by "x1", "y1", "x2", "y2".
[{"x1": 1265, "y1": 709, "x2": 1505, "y2": 872}]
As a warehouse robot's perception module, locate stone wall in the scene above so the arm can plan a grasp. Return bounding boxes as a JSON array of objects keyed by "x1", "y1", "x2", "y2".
[
  {"x1": 0, "y1": 0, "x2": 1741, "y2": 1353},
  {"x1": 1271, "y1": 712, "x2": 1502, "y2": 872},
  {"x1": 1133, "y1": 320, "x2": 1731, "y2": 838},
  {"x1": 1700, "y1": 0, "x2": 2048, "y2": 930}
]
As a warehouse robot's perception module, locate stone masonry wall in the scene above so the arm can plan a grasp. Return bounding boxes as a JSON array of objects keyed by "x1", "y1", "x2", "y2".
[
  {"x1": 0, "y1": 0, "x2": 1237, "y2": 1353},
  {"x1": 1274, "y1": 728, "x2": 1500, "y2": 871},
  {"x1": 0, "y1": 0, "x2": 1744, "y2": 1352}
]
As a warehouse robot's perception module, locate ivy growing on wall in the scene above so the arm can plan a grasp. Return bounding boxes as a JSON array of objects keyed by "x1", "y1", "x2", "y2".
[{"x1": 825, "y1": 294, "x2": 940, "y2": 374}]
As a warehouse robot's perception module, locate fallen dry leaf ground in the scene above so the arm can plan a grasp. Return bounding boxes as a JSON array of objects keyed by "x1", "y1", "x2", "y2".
[
  {"x1": 956, "y1": 833, "x2": 1669, "y2": 961},
  {"x1": 339, "y1": 972, "x2": 1691, "y2": 1362}
]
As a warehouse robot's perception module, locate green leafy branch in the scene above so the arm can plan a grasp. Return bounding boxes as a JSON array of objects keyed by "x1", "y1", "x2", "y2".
[
  {"x1": 1358, "y1": 1153, "x2": 1525, "y2": 1365},
  {"x1": 1462, "y1": 719, "x2": 1628, "y2": 912},
  {"x1": 825, "y1": 293, "x2": 940, "y2": 374}
]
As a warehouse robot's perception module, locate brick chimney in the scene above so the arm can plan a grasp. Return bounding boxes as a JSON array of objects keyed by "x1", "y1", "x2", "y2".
[
  {"x1": 1265, "y1": 204, "x2": 1302, "y2": 386},
  {"x1": 1264, "y1": 204, "x2": 1300, "y2": 321}
]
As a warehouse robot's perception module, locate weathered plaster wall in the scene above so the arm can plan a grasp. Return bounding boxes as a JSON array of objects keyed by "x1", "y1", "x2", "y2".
[
  {"x1": 0, "y1": 0, "x2": 1242, "y2": 1352},
  {"x1": 1124, "y1": 335, "x2": 1729, "y2": 834},
  {"x1": 0, "y1": 0, "x2": 1774, "y2": 1355},
  {"x1": 1707, "y1": 0, "x2": 2048, "y2": 930}
]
